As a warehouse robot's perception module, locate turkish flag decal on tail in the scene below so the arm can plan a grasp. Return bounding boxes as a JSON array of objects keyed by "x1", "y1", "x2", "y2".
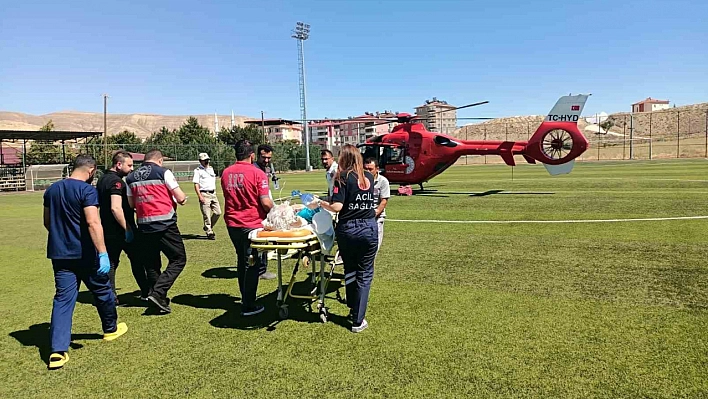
[{"x1": 571, "y1": 105, "x2": 580, "y2": 111}]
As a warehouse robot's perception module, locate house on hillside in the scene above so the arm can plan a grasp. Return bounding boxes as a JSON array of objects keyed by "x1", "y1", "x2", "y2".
[{"x1": 632, "y1": 97, "x2": 670, "y2": 113}]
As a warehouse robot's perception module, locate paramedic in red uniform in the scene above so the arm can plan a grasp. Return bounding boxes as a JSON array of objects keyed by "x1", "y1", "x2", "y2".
[
  {"x1": 126, "y1": 149, "x2": 188, "y2": 314},
  {"x1": 221, "y1": 140, "x2": 274, "y2": 316}
]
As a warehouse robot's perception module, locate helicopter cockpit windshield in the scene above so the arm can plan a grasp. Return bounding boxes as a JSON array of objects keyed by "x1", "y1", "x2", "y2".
[{"x1": 358, "y1": 143, "x2": 405, "y2": 174}]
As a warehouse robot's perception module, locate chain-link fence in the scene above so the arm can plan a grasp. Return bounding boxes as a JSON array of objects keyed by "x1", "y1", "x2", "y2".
[{"x1": 452, "y1": 108, "x2": 708, "y2": 164}]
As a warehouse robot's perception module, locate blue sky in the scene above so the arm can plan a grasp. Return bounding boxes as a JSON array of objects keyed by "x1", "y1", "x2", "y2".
[{"x1": 1, "y1": 0, "x2": 706, "y2": 121}]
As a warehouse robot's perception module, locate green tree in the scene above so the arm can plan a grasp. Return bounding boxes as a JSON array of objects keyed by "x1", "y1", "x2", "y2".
[
  {"x1": 178, "y1": 117, "x2": 214, "y2": 145},
  {"x1": 599, "y1": 119, "x2": 614, "y2": 134},
  {"x1": 108, "y1": 130, "x2": 143, "y2": 153},
  {"x1": 26, "y1": 120, "x2": 62, "y2": 164},
  {"x1": 218, "y1": 124, "x2": 264, "y2": 147}
]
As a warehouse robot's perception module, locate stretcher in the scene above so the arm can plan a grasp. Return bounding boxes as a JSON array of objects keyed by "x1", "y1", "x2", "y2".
[{"x1": 250, "y1": 230, "x2": 341, "y2": 322}]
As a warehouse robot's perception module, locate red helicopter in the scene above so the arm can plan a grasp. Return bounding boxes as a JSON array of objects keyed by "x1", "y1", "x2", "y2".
[{"x1": 357, "y1": 94, "x2": 591, "y2": 189}]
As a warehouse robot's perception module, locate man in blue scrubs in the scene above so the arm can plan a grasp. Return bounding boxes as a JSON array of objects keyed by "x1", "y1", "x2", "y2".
[{"x1": 43, "y1": 154, "x2": 128, "y2": 369}]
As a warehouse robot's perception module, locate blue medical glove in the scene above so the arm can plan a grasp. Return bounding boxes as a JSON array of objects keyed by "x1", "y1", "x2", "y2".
[
  {"x1": 97, "y1": 252, "x2": 110, "y2": 275},
  {"x1": 125, "y1": 228, "x2": 134, "y2": 243}
]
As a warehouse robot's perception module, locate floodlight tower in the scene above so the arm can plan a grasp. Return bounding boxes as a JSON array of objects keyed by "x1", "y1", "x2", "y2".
[{"x1": 292, "y1": 21, "x2": 311, "y2": 171}]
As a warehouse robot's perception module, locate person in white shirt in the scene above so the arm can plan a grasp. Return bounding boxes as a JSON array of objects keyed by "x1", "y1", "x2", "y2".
[
  {"x1": 321, "y1": 149, "x2": 338, "y2": 201},
  {"x1": 193, "y1": 153, "x2": 222, "y2": 240},
  {"x1": 364, "y1": 157, "x2": 390, "y2": 252}
]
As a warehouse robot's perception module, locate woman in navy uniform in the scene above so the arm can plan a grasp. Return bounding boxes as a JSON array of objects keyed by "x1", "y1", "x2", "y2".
[{"x1": 319, "y1": 145, "x2": 378, "y2": 333}]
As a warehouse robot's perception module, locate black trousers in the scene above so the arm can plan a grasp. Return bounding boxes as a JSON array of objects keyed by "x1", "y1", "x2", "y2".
[
  {"x1": 138, "y1": 223, "x2": 187, "y2": 300},
  {"x1": 336, "y1": 218, "x2": 378, "y2": 325},
  {"x1": 227, "y1": 227, "x2": 261, "y2": 310},
  {"x1": 106, "y1": 232, "x2": 150, "y2": 298}
]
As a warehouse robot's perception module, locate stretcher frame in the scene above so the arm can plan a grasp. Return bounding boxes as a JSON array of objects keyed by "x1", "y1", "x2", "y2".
[{"x1": 250, "y1": 234, "x2": 335, "y2": 322}]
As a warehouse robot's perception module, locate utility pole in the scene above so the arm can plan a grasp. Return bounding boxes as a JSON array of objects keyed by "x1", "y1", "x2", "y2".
[
  {"x1": 102, "y1": 93, "x2": 109, "y2": 167},
  {"x1": 292, "y1": 21, "x2": 311, "y2": 171},
  {"x1": 261, "y1": 111, "x2": 266, "y2": 143}
]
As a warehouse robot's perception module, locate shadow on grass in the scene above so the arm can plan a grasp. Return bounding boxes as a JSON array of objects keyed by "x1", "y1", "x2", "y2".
[
  {"x1": 414, "y1": 189, "x2": 555, "y2": 197},
  {"x1": 77, "y1": 290, "x2": 148, "y2": 308},
  {"x1": 202, "y1": 266, "x2": 238, "y2": 279},
  {"x1": 172, "y1": 276, "x2": 349, "y2": 332},
  {"x1": 9, "y1": 323, "x2": 101, "y2": 365},
  {"x1": 180, "y1": 234, "x2": 210, "y2": 240}
]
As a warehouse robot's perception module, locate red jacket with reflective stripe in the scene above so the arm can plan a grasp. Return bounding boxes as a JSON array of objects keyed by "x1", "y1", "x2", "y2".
[{"x1": 126, "y1": 162, "x2": 177, "y2": 232}]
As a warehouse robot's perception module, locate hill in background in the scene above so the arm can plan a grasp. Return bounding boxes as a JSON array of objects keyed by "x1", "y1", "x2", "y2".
[{"x1": 0, "y1": 111, "x2": 253, "y2": 139}]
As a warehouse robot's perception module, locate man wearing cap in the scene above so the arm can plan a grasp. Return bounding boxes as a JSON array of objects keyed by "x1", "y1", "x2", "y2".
[{"x1": 193, "y1": 152, "x2": 221, "y2": 240}]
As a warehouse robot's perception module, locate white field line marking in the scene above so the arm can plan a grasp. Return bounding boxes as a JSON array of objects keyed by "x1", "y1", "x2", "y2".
[
  {"x1": 387, "y1": 216, "x2": 708, "y2": 224},
  {"x1": 435, "y1": 178, "x2": 708, "y2": 183}
]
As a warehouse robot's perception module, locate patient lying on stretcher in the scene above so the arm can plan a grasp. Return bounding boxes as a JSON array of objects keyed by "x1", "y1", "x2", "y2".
[{"x1": 258, "y1": 202, "x2": 312, "y2": 237}]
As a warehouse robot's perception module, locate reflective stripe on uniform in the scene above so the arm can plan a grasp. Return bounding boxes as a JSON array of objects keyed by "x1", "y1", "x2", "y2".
[
  {"x1": 128, "y1": 179, "x2": 165, "y2": 188},
  {"x1": 137, "y1": 209, "x2": 175, "y2": 223}
]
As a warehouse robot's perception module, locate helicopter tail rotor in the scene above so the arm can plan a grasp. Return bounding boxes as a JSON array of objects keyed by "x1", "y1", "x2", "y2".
[{"x1": 524, "y1": 94, "x2": 591, "y2": 168}]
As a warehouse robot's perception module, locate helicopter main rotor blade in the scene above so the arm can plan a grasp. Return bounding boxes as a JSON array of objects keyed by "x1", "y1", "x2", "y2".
[{"x1": 427, "y1": 101, "x2": 490, "y2": 116}]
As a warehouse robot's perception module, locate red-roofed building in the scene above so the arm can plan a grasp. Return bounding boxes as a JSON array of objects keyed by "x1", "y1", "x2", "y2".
[
  {"x1": 244, "y1": 119, "x2": 303, "y2": 143},
  {"x1": 0, "y1": 147, "x2": 22, "y2": 166},
  {"x1": 632, "y1": 97, "x2": 670, "y2": 113},
  {"x1": 310, "y1": 112, "x2": 398, "y2": 150}
]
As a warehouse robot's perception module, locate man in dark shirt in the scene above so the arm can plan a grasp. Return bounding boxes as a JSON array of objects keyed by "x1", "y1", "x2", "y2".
[
  {"x1": 43, "y1": 154, "x2": 128, "y2": 369},
  {"x1": 96, "y1": 150, "x2": 149, "y2": 302},
  {"x1": 253, "y1": 144, "x2": 278, "y2": 280}
]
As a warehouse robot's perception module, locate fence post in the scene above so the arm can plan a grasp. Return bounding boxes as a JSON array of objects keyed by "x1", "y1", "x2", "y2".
[
  {"x1": 505, "y1": 123, "x2": 508, "y2": 141},
  {"x1": 677, "y1": 111, "x2": 680, "y2": 158},
  {"x1": 527, "y1": 121, "x2": 530, "y2": 140},
  {"x1": 597, "y1": 113, "x2": 600, "y2": 161},
  {"x1": 649, "y1": 112, "x2": 652, "y2": 160},
  {"x1": 483, "y1": 125, "x2": 487, "y2": 164},
  {"x1": 629, "y1": 114, "x2": 634, "y2": 159},
  {"x1": 623, "y1": 115, "x2": 626, "y2": 160}
]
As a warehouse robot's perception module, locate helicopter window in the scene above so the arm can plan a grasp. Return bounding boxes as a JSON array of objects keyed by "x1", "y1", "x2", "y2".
[
  {"x1": 434, "y1": 135, "x2": 457, "y2": 148},
  {"x1": 386, "y1": 147, "x2": 404, "y2": 164}
]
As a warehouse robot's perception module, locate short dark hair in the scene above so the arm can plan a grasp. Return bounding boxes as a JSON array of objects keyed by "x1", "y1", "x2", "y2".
[
  {"x1": 145, "y1": 149, "x2": 163, "y2": 162},
  {"x1": 73, "y1": 154, "x2": 96, "y2": 170},
  {"x1": 321, "y1": 149, "x2": 333, "y2": 158},
  {"x1": 235, "y1": 140, "x2": 254, "y2": 161},
  {"x1": 258, "y1": 144, "x2": 274, "y2": 154},
  {"x1": 364, "y1": 157, "x2": 378, "y2": 167},
  {"x1": 112, "y1": 150, "x2": 132, "y2": 166}
]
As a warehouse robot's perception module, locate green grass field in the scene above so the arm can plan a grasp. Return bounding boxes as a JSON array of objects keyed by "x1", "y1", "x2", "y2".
[{"x1": 2, "y1": 160, "x2": 708, "y2": 398}]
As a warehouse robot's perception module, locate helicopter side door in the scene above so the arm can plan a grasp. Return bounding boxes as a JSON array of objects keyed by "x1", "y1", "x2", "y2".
[{"x1": 382, "y1": 146, "x2": 407, "y2": 176}]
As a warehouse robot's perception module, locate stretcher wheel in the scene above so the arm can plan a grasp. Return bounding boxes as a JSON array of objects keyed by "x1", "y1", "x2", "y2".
[{"x1": 279, "y1": 307, "x2": 288, "y2": 319}]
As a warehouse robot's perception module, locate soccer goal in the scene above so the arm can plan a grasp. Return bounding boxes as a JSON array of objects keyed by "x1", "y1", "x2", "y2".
[
  {"x1": 25, "y1": 164, "x2": 70, "y2": 192},
  {"x1": 162, "y1": 160, "x2": 200, "y2": 182}
]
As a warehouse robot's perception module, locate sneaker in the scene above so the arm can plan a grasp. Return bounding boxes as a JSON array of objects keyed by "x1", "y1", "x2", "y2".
[
  {"x1": 259, "y1": 271, "x2": 277, "y2": 280},
  {"x1": 207, "y1": 233, "x2": 216, "y2": 240},
  {"x1": 148, "y1": 295, "x2": 172, "y2": 313},
  {"x1": 103, "y1": 322, "x2": 128, "y2": 341},
  {"x1": 48, "y1": 352, "x2": 69, "y2": 370},
  {"x1": 241, "y1": 305, "x2": 265, "y2": 317},
  {"x1": 352, "y1": 319, "x2": 368, "y2": 333}
]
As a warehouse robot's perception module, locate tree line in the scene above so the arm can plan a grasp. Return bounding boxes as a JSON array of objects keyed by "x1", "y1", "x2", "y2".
[{"x1": 24, "y1": 117, "x2": 322, "y2": 173}]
